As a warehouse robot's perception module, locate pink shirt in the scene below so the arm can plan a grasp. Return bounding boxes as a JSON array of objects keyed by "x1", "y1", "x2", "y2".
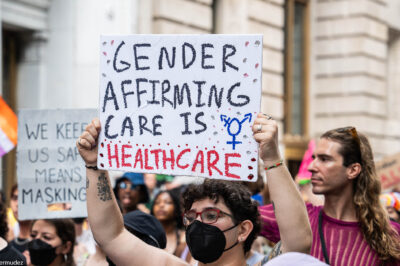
[{"x1": 259, "y1": 203, "x2": 400, "y2": 266}]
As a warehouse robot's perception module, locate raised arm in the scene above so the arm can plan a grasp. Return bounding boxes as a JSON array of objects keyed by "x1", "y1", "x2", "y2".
[
  {"x1": 252, "y1": 113, "x2": 311, "y2": 254},
  {"x1": 77, "y1": 118, "x2": 187, "y2": 266}
]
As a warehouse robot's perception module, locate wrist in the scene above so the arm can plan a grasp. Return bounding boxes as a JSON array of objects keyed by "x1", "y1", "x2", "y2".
[
  {"x1": 264, "y1": 159, "x2": 284, "y2": 171},
  {"x1": 85, "y1": 164, "x2": 98, "y2": 171},
  {"x1": 263, "y1": 157, "x2": 282, "y2": 165}
]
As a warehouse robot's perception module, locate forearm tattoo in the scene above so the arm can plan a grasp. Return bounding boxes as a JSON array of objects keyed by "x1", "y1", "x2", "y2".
[{"x1": 97, "y1": 173, "x2": 112, "y2": 201}]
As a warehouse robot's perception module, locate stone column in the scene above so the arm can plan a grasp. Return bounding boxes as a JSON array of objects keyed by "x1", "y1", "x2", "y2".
[{"x1": 313, "y1": 0, "x2": 389, "y2": 157}]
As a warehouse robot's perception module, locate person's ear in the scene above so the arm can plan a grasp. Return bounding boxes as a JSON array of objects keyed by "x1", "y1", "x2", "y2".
[
  {"x1": 347, "y1": 162, "x2": 361, "y2": 180},
  {"x1": 60, "y1": 241, "x2": 72, "y2": 255},
  {"x1": 237, "y1": 220, "x2": 253, "y2": 243}
]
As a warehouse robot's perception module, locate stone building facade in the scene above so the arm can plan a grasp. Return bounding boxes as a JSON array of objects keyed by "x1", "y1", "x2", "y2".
[{"x1": 1, "y1": 0, "x2": 400, "y2": 189}]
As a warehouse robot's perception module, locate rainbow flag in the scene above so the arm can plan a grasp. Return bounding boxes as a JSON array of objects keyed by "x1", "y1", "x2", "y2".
[
  {"x1": 0, "y1": 96, "x2": 17, "y2": 157},
  {"x1": 296, "y1": 139, "x2": 315, "y2": 185}
]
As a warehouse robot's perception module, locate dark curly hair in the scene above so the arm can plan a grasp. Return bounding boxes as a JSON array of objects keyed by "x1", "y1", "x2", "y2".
[
  {"x1": 182, "y1": 179, "x2": 260, "y2": 253},
  {"x1": 151, "y1": 190, "x2": 183, "y2": 229}
]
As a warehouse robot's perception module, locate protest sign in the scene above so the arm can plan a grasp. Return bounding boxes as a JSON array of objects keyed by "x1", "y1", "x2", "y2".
[
  {"x1": 376, "y1": 152, "x2": 400, "y2": 191},
  {"x1": 98, "y1": 35, "x2": 263, "y2": 181},
  {"x1": 17, "y1": 109, "x2": 97, "y2": 220}
]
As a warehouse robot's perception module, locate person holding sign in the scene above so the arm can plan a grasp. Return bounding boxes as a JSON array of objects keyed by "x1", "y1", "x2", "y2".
[
  {"x1": 260, "y1": 127, "x2": 400, "y2": 265},
  {"x1": 76, "y1": 114, "x2": 312, "y2": 265}
]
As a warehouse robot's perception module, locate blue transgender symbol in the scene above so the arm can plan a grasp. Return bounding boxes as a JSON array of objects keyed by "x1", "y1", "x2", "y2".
[{"x1": 220, "y1": 113, "x2": 252, "y2": 150}]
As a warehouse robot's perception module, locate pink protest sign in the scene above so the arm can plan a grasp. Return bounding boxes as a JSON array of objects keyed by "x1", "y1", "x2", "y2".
[
  {"x1": 98, "y1": 35, "x2": 263, "y2": 181},
  {"x1": 296, "y1": 139, "x2": 315, "y2": 185}
]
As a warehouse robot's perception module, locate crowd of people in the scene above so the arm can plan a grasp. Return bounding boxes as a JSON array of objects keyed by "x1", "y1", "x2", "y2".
[{"x1": 0, "y1": 113, "x2": 399, "y2": 265}]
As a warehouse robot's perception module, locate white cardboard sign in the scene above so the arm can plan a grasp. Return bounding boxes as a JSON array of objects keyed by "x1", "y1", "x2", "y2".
[
  {"x1": 17, "y1": 109, "x2": 97, "y2": 220},
  {"x1": 98, "y1": 35, "x2": 262, "y2": 181}
]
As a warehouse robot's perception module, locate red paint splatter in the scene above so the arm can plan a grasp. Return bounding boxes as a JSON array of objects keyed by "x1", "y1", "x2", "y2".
[
  {"x1": 100, "y1": 153, "x2": 104, "y2": 157},
  {"x1": 158, "y1": 143, "x2": 161, "y2": 145},
  {"x1": 186, "y1": 144, "x2": 188, "y2": 146},
  {"x1": 101, "y1": 143, "x2": 104, "y2": 148},
  {"x1": 103, "y1": 51, "x2": 107, "y2": 56},
  {"x1": 248, "y1": 166, "x2": 253, "y2": 169},
  {"x1": 167, "y1": 143, "x2": 169, "y2": 146},
  {"x1": 100, "y1": 163, "x2": 104, "y2": 167},
  {"x1": 248, "y1": 174, "x2": 254, "y2": 180},
  {"x1": 255, "y1": 63, "x2": 259, "y2": 68},
  {"x1": 245, "y1": 41, "x2": 249, "y2": 47},
  {"x1": 111, "y1": 40, "x2": 114, "y2": 45},
  {"x1": 251, "y1": 158, "x2": 256, "y2": 162},
  {"x1": 244, "y1": 73, "x2": 249, "y2": 77}
]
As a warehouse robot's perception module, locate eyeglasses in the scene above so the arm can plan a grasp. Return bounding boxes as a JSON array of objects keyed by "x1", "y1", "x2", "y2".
[
  {"x1": 337, "y1": 126, "x2": 360, "y2": 146},
  {"x1": 118, "y1": 182, "x2": 138, "y2": 191},
  {"x1": 183, "y1": 208, "x2": 234, "y2": 226}
]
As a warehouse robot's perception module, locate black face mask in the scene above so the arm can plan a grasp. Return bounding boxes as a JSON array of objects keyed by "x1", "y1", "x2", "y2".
[
  {"x1": 185, "y1": 220, "x2": 238, "y2": 263},
  {"x1": 28, "y1": 239, "x2": 58, "y2": 266}
]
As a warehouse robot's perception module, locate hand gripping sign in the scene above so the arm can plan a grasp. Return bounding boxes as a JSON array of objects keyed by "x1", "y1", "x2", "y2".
[{"x1": 98, "y1": 35, "x2": 263, "y2": 182}]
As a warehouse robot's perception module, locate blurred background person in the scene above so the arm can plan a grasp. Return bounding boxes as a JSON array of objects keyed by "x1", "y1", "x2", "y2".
[
  {"x1": 380, "y1": 192, "x2": 400, "y2": 223},
  {"x1": 6, "y1": 184, "x2": 18, "y2": 241},
  {"x1": 6, "y1": 184, "x2": 32, "y2": 253},
  {"x1": 151, "y1": 190, "x2": 191, "y2": 262},
  {"x1": 106, "y1": 210, "x2": 167, "y2": 266},
  {"x1": 0, "y1": 191, "x2": 26, "y2": 264},
  {"x1": 144, "y1": 173, "x2": 160, "y2": 210},
  {"x1": 113, "y1": 172, "x2": 149, "y2": 214},
  {"x1": 27, "y1": 219, "x2": 75, "y2": 266},
  {"x1": 73, "y1": 218, "x2": 96, "y2": 266}
]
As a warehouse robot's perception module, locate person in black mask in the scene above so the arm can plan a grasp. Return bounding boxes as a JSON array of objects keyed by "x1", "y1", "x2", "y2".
[
  {"x1": 182, "y1": 179, "x2": 258, "y2": 264},
  {"x1": 27, "y1": 219, "x2": 75, "y2": 266},
  {"x1": 77, "y1": 114, "x2": 312, "y2": 266}
]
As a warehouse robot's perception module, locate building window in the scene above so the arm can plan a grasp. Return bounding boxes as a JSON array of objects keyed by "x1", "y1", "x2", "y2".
[{"x1": 284, "y1": 0, "x2": 309, "y2": 177}]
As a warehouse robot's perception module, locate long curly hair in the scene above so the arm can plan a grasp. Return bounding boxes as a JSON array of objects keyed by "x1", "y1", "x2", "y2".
[
  {"x1": 322, "y1": 128, "x2": 400, "y2": 261},
  {"x1": 182, "y1": 179, "x2": 260, "y2": 254}
]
